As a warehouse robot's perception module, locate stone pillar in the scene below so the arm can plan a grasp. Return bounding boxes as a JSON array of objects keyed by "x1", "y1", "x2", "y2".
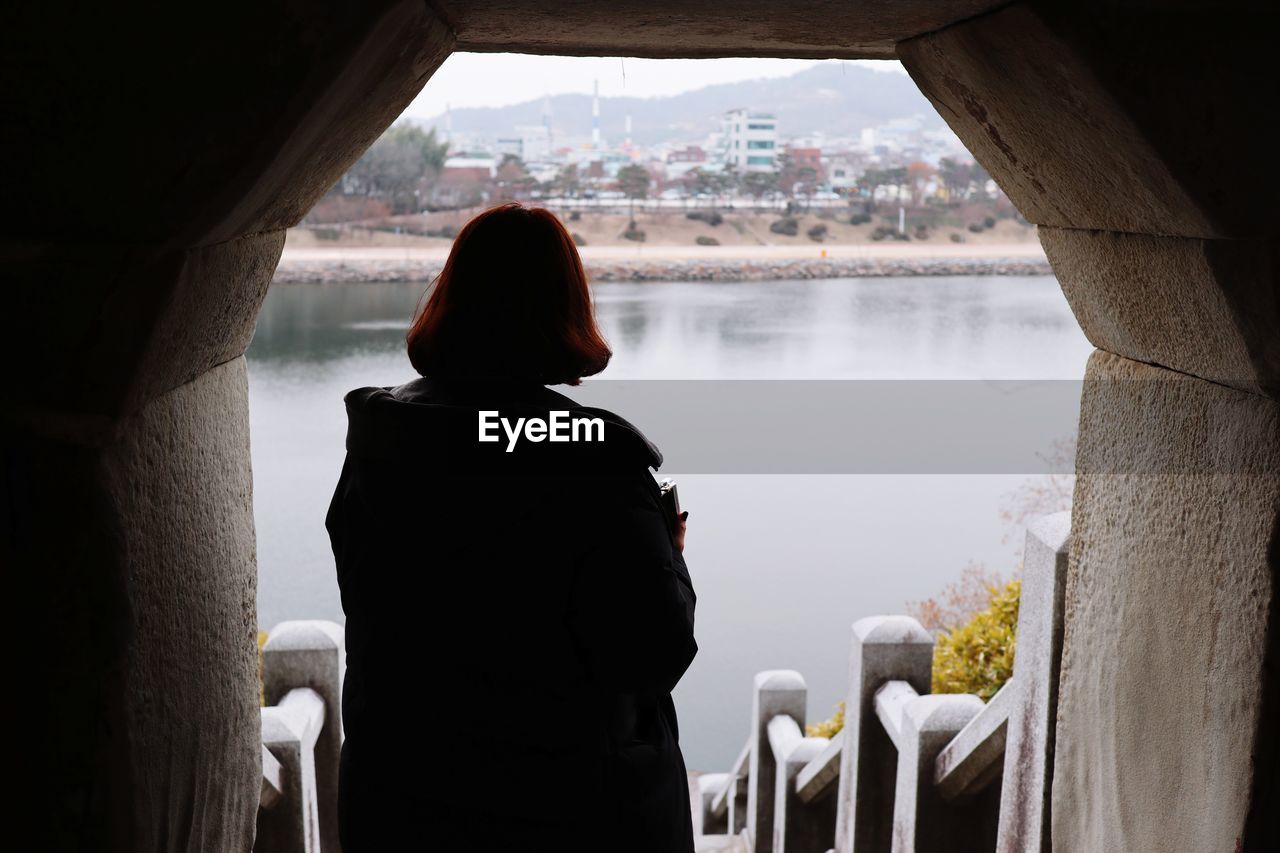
[
  {"x1": 900, "y1": 4, "x2": 1280, "y2": 849},
  {"x1": 10, "y1": 352, "x2": 267, "y2": 853},
  {"x1": 4, "y1": 6, "x2": 454, "y2": 849},
  {"x1": 891, "y1": 694, "x2": 988, "y2": 853},
  {"x1": 834, "y1": 616, "x2": 934, "y2": 853},
  {"x1": 997, "y1": 512, "x2": 1070, "y2": 852},
  {"x1": 262, "y1": 621, "x2": 346, "y2": 853},
  {"x1": 748, "y1": 670, "x2": 808, "y2": 853}
]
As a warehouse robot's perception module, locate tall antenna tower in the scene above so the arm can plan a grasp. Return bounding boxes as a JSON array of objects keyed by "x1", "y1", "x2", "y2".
[
  {"x1": 591, "y1": 79, "x2": 601, "y2": 149},
  {"x1": 541, "y1": 92, "x2": 553, "y2": 149}
]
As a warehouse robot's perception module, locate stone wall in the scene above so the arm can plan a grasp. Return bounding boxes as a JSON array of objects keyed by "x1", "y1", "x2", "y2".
[
  {"x1": 901, "y1": 3, "x2": 1280, "y2": 849},
  {"x1": 271, "y1": 255, "x2": 1052, "y2": 284}
]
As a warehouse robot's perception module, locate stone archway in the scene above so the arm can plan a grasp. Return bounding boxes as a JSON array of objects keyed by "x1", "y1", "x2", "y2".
[{"x1": 6, "y1": 2, "x2": 1276, "y2": 850}]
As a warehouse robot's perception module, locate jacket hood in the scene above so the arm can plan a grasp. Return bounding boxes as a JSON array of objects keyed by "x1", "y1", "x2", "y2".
[{"x1": 342, "y1": 378, "x2": 663, "y2": 474}]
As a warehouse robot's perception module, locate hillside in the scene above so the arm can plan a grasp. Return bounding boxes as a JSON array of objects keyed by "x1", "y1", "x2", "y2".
[{"x1": 414, "y1": 63, "x2": 942, "y2": 146}]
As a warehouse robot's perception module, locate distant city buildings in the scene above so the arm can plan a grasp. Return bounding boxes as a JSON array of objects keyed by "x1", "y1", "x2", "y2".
[
  {"x1": 496, "y1": 125, "x2": 553, "y2": 162},
  {"x1": 717, "y1": 109, "x2": 778, "y2": 173},
  {"x1": 406, "y1": 90, "x2": 984, "y2": 210}
]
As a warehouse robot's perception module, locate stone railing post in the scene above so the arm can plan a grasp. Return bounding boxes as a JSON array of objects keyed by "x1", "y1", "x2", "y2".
[
  {"x1": 749, "y1": 670, "x2": 807, "y2": 853},
  {"x1": 262, "y1": 620, "x2": 345, "y2": 853},
  {"x1": 697, "y1": 772, "x2": 730, "y2": 836},
  {"x1": 256, "y1": 688, "x2": 327, "y2": 853},
  {"x1": 891, "y1": 694, "x2": 988, "y2": 852},
  {"x1": 767, "y1": 716, "x2": 836, "y2": 853},
  {"x1": 997, "y1": 511, "x2": 1071, "y2": 853},
  {"x1": 834, "y1": 616, "x2": 934, "y2": 853},
  {"x1": 729, "y1": 769, "x2": 749, "y2": 834}
]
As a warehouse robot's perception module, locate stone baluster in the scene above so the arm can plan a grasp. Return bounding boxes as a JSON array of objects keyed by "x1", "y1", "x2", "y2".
[
  {"x1": 767, "y1": 716, "x2": 836, "y2": 853},
  {"x1": 997, "y1": 511, "x2": 1071, "y2": 853},
  {"x1": 748, "y1": 670, "x2": 807, "y2": 852},
  {"x1": 256, "y1": 688, "x2": 327, "y2": 853},
  {"x1": 834, "y1": 616, "x2": 934, "y2": 853},
  {"x1": 261, "y1": 621, "x2": 345, "y2": 853},
  {"x1": 891, "y1": 693, "x2": 988, "y2": 852}
]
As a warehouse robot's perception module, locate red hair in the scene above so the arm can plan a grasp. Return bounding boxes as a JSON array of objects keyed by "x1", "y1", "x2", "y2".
[{"x1": 406, "y1": 203, "x2": 611, "y2": 385}]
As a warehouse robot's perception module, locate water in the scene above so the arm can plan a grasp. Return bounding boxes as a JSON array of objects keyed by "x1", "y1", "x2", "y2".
[{"x1": 247, "y1": 276, "x2": 1092, "y2": 770}]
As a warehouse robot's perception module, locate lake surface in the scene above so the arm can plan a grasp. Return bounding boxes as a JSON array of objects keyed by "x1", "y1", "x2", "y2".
[{"x1": 247, "y1": 276, "x2": 1092, "y2": 770}]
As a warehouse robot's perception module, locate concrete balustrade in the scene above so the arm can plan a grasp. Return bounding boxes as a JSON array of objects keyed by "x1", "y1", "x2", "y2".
[
  {"x1": 698, "y1": 773, "x2": 731, "y2": 836},
  {"x1": 699, "y1": 514, "x2": 1072, "y2": 853},
  {"x1": 711, "y1": 740, "x2": 752, "y2": 836},
  {"x1": 996, "y1": 512, "x2": 1070, "y2": 853},
  {"x1": 246, "y1": 521, "x2": 1065, "y2": 853},
  {"x1": 260, "y1": 745, "x2": 284, "y2": 811},
  {"x1": 748, "y1": 670, "x2": 808, "y2": 852},
  {"x1": 257, "y1": 620, "x2": 346, "y2": 853},
  {"x1": 257, "y1": 688, "x2": 327, "y2": 853},
  {"x1": 767, "y1": 716, "x2": 835, "y2": 853},
  {"x1": 835, "y1": 616, "x2": 935, "y2": 853},
  {"x1": 934, "y1": 681, "x2": 1014, "y2": 801},
  {"x1": 891, "y1": 693, "x2": 989, "y2": 852}
]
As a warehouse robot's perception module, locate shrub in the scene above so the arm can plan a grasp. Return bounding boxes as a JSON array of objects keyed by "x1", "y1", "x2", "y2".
[
  {"x1": 769, "y1": 216, "x2": 799, "y2": 237},
  {"x1": 870, "y1": 225, "x2": 895, "y2": 241},
  {"x1": 983, "y1": 216, "x2": 997, "y2": 229},
  {"x1": 569, "y1": 210, "x2": 581, "y2": 221},
  {"x1": 809, "y1": 577, "x2": 1021, "y2": 737},
  {"x1": 807, "y1": 223, "x2": 828, "y2": 242},
  {"x1": 967, "y1": 222, "x2": 986, "y2": 233},
  {"x1": 571, "y1": 232, "x2": 587, "y2": 247},
  {"x1": 848, "y1": 212, "x2": 872, "y2": 225},
  {"x1": 932, "y1": 579, "x2": 1021, "y2": 700},
  {"x1": 950, "y1": 232, "x2": 965, "y2": 243},
  {"x1": 913, "y1": 224, "x2": 930, "y2": 240},
  {"x1": 623, "y1": 228, "x2": 646, "y2": 242},
  {"x1": 806, "y1": 701, "x2": 845, "y2": 738},
  {"x1": 695, "y1": 235, "x2": 720, "y2": 246},
  {"x1": 686, "y1": 210, "x2": 724, "y2": 226},
  {"x1": 312, "y1": 226, "x2": 342, "y2": 241}
]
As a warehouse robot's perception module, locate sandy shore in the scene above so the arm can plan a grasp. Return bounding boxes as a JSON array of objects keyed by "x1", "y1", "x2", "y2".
[{"x1": 274, "y1": 243, "x2": 1051, "y2": 284}]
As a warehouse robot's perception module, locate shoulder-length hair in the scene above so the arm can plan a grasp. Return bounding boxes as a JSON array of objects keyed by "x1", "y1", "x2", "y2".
[{"x1": 406, "y1": 203, "x2": 611, "y2": 385}]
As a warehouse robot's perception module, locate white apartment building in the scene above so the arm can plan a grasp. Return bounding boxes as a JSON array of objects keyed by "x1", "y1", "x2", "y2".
[
  {"x1": 495, "y1": 125, "x2": 553, "y2": 163},
  {"x1": 718, "y1": 109, "x2": 778, "y2": 172}
]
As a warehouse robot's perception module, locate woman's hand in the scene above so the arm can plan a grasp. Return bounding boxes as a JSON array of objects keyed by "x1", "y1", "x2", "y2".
[{"x1": 673, "y1": 510, "x2": 688, "y2": 553}]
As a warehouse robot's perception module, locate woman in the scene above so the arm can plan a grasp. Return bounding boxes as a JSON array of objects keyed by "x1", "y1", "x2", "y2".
[{"x1": 326, "y1": 203, "x2": 697, "y2": 852}]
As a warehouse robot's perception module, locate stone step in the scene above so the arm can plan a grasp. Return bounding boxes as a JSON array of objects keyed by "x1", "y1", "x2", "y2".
[{"x1": 695, "y1": 832, "x2": 751, "y2": 852}]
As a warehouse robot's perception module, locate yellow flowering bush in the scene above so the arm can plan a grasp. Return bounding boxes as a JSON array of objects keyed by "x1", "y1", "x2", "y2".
[
  {"x1": 805, "y1": 701, "x2": 844, "y2": 738},
  {"x1": 931, "y1": 579, "x2": 1020, "y2": 700},
  {"x1": 806, "y1": 579, "x2": 1021, "y2": 736}
]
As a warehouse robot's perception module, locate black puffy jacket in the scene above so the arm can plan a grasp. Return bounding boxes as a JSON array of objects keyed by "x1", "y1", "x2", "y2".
[{"x1": 326, "y1": 377, "x2": 697, "y2": 852}]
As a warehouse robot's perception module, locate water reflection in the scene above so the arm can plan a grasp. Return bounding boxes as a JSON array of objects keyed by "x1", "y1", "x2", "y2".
[{"x1": 250, "y1": 276, "x2": 1088, "y2": 379}]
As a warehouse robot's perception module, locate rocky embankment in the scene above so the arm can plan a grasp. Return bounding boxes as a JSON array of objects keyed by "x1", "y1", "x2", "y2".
[{"x1": 272, "y1": 255, "x2": 1052, "y2": 284}]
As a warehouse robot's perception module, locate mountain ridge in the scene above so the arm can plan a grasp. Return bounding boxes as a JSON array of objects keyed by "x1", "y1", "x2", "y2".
[{"x1": 414, "y1": 64, "x2": 943, "y2": 148}]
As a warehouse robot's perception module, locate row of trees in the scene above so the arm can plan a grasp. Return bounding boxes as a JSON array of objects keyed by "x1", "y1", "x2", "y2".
[
  {"x1": 333, "y1": 124, "x2": 449, "y2": 214},
  {"x1": 322, "y1": 123, "x2": 996, "y2": 218}
]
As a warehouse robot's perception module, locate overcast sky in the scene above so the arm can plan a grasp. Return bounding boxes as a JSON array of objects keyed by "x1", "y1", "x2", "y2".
[{"x1": 401, "y1": 54, "x2": 907, "y2": 121}]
